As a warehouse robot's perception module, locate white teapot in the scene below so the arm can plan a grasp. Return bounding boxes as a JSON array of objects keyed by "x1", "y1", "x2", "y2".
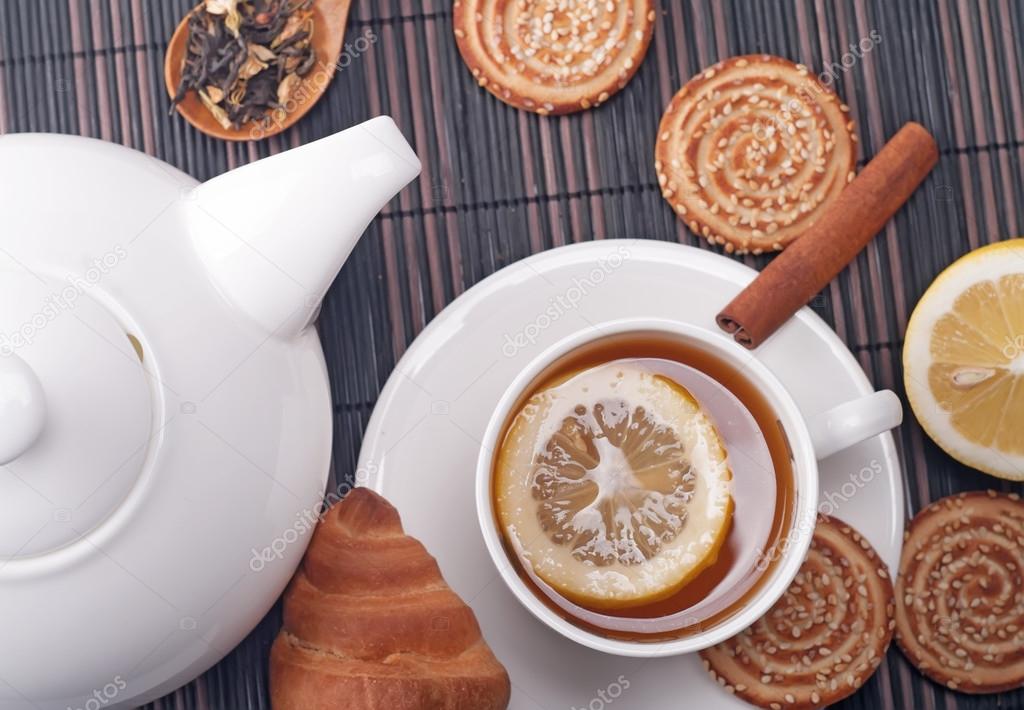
[{"x1": 0, "y1": 117, "x2": 420, "y2": 708}]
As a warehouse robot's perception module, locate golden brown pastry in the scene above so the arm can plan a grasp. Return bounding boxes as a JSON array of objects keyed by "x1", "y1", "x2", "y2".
[
  {"x1": 656, "y1": 55, "x2": 857, "y2": 254},
  {"x1": 453, "y1": 0, "x2": 656, "y2": 115},
  {"x1": 894, "y1": 490, "x2": 1024, "y2": 693},
  {"x1": 700, "y1": 515, "x2": 894, "y2": 709},
  {"x1": 270, "y1": 488, "x2": 511, "y2": 710}
]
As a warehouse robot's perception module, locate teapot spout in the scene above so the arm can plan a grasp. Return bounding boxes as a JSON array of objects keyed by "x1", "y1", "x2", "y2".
[{"x1": 186, "y1": 116, "x2": 421, "y2": 338}]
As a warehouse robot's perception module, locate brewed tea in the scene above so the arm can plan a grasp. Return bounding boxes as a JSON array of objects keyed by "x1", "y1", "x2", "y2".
[{"x1": 491, "y1": 332, "x2": 796, "y2": 641}]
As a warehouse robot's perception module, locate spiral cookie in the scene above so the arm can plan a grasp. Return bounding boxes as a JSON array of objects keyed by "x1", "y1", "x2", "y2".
[
  {"x1": 894, "y1": 490, "x2": 1024, "y2": 693},
  {"x1": 656, "y1": 55, "x2": 857, "y2": 254},
  {"x1": 700, "y1": 516, "x2": 894, "y2": 710},
  {"x1": 453, "y1": 0, "x2": 656, "y2": 115}
]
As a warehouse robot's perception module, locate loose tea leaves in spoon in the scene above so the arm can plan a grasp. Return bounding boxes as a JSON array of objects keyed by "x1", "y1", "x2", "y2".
[{"x1": 169, "y1": 0, "x2": 317, "y2": 131}]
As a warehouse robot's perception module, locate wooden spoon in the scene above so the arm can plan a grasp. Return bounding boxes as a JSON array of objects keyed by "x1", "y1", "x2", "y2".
[{"x1": 164, "y1": 0, "x2": 352, "y2": 142}]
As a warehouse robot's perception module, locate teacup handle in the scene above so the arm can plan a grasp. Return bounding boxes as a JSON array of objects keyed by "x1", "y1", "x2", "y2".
[{"x1": 807, "y1": 390, "x2": 903, "y2": 460}]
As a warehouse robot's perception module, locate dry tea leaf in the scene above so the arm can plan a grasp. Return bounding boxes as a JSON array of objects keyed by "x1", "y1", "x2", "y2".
[
  {"x1": 204, "y1": 0, "x2": 235, "y2": 14},
  {"x1": 229, "y1": 82, "x2": 247, "y2": 106},
  {"x1": 296, "y1": 51, "x2": 316, "y2": 75},
  {"x1": 272, "y1": 13, "x2": 307, "y2": 48},
  {"x1": 239, "y1": 50, "x2": 269, "y2": 80},
  {"x1": 205, "y1": 85, "x2": 225, "y2": 103},
  {"x1": 249, "y1": 43, "x2": 276, "y2": 62},
  {"x1": 198, "y1": 89, "x2": 232, "y2": 129},
  {"x1": 205, "y1": 0, "x2": 241, "y2": 37},
  {"x1": 277, "y1": 73, "x2": 301, "y2": 104},
  {"x1": 170, "y1": 0, "x2": 318, "y2": 132}
]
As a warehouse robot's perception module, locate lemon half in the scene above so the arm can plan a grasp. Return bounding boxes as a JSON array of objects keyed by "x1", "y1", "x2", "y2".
[
  {"x1": 904, "y1": 239, "x2": 1024, "y2": 480},
  {"x1": 494, "y1": 362, "x2": 734, "y2": 609}
]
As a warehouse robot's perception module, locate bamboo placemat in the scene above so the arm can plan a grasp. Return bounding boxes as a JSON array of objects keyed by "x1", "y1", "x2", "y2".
[{"x1": 2, "y1": 1, "x2": 1022, "y2": 708}]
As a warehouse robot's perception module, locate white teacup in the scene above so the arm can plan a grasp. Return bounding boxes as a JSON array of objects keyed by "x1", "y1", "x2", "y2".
[{"x1": 475, "y1": 318, "x2": 902, "y2": 657}]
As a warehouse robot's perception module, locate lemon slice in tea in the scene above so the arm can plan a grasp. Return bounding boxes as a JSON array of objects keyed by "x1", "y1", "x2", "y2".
[
  {"x1": 904, "y1": 239, "x2": 1024, "y2": 480},
  {"x1": 494, "y1": 362, "x2": 734, "y2": 609}
]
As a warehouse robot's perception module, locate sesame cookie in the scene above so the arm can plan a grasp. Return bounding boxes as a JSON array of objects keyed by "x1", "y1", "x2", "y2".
[
  {"x1": 453, "y1": 0, "x2": 656, "y2": 115},
  {"x1": 655, "y1": 55, "x2": 857, "y2": 254},
  {"x1": 894, "y1": 490, "x2": 1024, "y2": 694},
  {"x1": 700, "y1": 516, "x2": 895, "y2": 710}
]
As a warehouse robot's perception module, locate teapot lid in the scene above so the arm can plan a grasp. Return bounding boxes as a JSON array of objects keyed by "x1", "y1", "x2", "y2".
[{"x1": 0, "y1": 271, "x2": 153, "y2": 558}]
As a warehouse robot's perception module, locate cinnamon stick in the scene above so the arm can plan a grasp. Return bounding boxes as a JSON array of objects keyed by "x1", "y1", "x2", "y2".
[{"x1": 716, "y1": 122, "x2": 938, "y2": 349}]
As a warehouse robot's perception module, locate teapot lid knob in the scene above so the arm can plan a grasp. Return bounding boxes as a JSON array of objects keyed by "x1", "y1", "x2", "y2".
[
  {"x1": 0, "y1": 351, "x2": 46, "y2": 464},
  {"x1": 0, "y1": 271, "x2": 153, "y2": 560}
]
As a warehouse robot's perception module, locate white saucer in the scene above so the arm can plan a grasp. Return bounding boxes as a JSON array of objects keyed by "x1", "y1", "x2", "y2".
[{"x1": 359, "y1": 240, "x2": 903, "y2": 709}]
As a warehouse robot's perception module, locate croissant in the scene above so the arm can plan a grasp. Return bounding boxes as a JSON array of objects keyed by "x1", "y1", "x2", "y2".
[{"x1": 270, "y1": 487, "x2": 511, "y2": 710}]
